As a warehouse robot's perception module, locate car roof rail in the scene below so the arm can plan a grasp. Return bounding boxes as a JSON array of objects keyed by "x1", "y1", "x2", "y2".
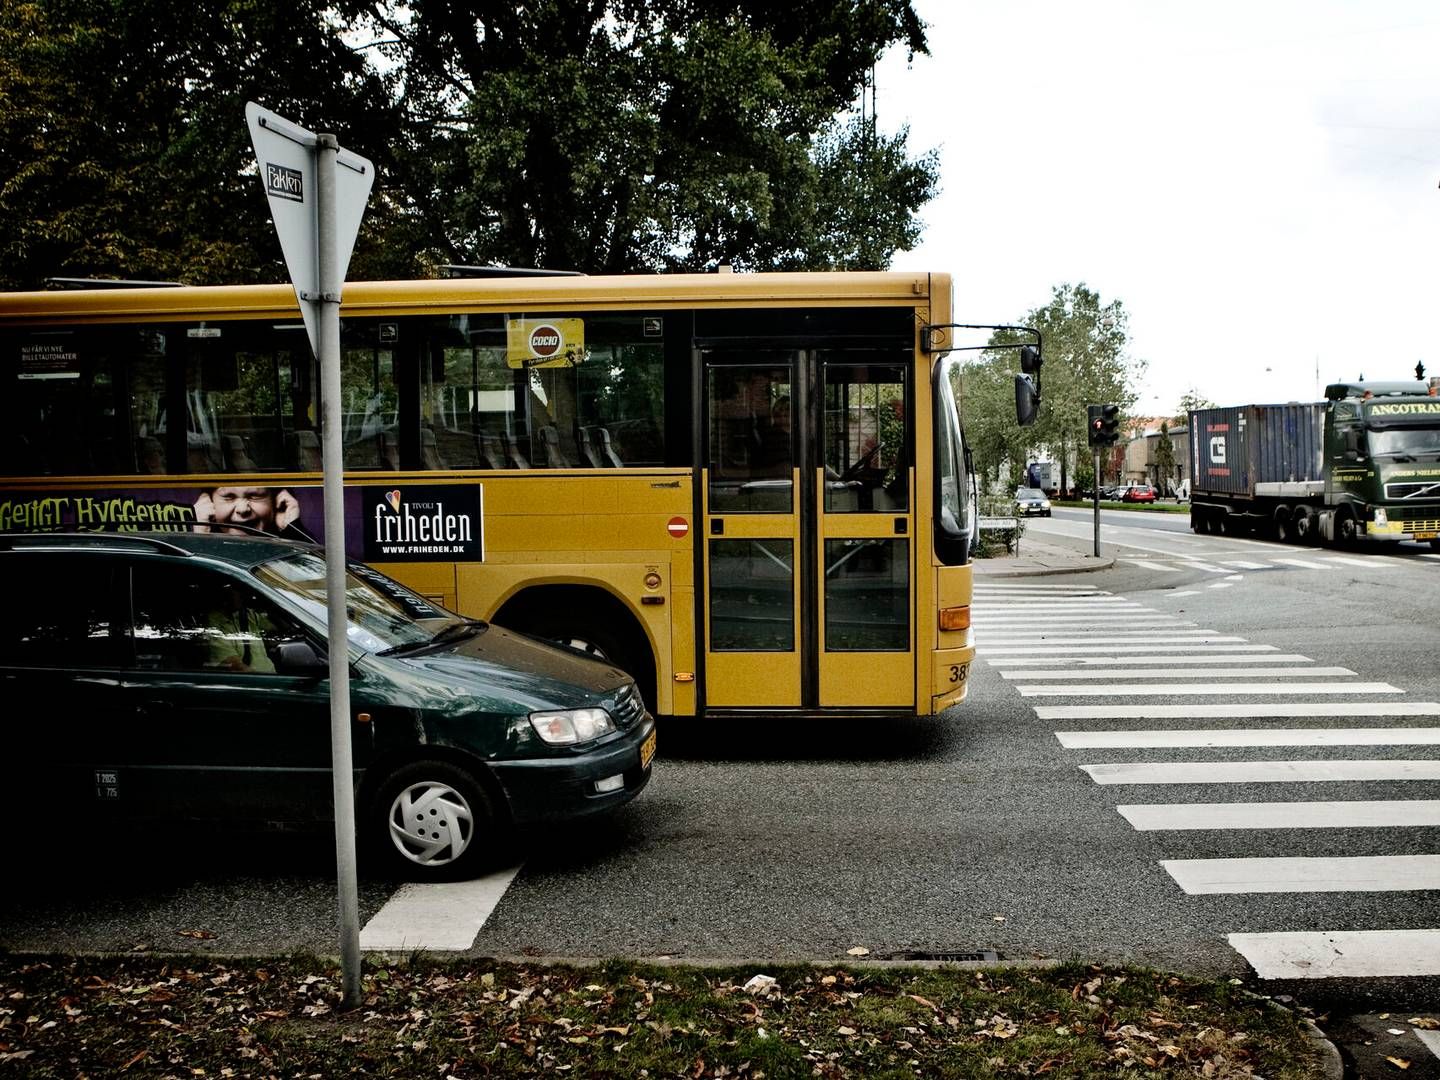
[{"x1": 0, "y1": 532, "x2": 194, "y2": 555}]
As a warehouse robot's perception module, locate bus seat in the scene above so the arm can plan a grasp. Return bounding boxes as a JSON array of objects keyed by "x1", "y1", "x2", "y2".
[
  {"x1": 378, "y1": 430, "x2": 400, "y2": 471},
  {"x1": 595, "y1": 427, "x2": 623, "y2": 468},
  {"x1": 420, "y1": 427, "x2": 446, "y2": 470},
  {"x1": 188, "y1": 441, "x2": 220, "y2": 473},
  {"x1": 138, "y1": 436, "x2": 167, "y2": 474},
  {"x1": 503, "y1": 433, "x2": 529, "y2": 470},
  {"x1": 538, "y1": 425, "x2": 570, "y2": 467},
  {"x1": 222, "y1": 435, "x2": 256, "y2": 471},
  {"x1": 479, "y1": 433, "x2": 506, "y2": 471},
  {"x1": 289, "y1": 429, "x2": 323, "y2": 471},
  {"x1": 577, "y1": 427, "x2": 603, "y2": 469}
]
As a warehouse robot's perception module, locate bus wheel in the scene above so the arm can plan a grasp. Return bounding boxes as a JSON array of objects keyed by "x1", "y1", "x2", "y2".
[
  {"x1": 1273, "y1": 505, "x2": 1293, "y2": 543},
  {"x1": 1192, "y1": 511, "x2": 1209, "y2": 534}
]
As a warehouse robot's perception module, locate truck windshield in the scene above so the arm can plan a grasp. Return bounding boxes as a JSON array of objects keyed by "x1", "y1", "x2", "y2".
[{"x1": 1368, "y1": 427, "x2": 1440, "y2": 457}]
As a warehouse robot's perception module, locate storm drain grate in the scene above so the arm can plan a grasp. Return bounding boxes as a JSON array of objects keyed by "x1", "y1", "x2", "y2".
[{"x1": 873, "y1": 949, "x2": 1002, "y2": 962}]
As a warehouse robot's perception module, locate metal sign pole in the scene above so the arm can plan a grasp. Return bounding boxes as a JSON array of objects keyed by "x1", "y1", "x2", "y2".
[
  {"x1": 315, "y1": 133, "x2": 362, "y2": 1009},
  {"x1": 246, "y1": 103, "x2": 373, "y2": 1011}
]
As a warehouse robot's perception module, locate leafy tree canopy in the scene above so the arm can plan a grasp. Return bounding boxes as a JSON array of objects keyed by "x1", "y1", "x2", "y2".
[{"x1": 0, "y1": 0, "x2": 937, "y2": 288}]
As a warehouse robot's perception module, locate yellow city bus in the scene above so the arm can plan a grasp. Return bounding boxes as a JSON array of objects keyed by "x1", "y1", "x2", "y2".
[{"x1": 0, "y1": 270, "x2": 1034, "y2": 720}]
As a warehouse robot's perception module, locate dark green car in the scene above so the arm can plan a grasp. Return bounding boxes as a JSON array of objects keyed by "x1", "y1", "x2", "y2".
[{"x1": 0, "y1": 531, "x2": 655, "y2": 880}]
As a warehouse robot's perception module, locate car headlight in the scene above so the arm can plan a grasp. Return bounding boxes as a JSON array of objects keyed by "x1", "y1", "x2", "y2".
[
  {"x1": 1040, "y1": 500, "x2": 1051, "y2": 508},
  {"x1": 529, "y1": 707, "x2": 616, "y2": 745}
]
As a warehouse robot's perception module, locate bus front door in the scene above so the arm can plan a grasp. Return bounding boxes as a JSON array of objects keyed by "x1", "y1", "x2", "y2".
[{"x1": 700, "y1": 350, "x2": 915, "y2": 711}]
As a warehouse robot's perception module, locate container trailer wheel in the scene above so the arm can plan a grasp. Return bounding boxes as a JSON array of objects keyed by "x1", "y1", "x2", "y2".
[{"x1": 1273, "y1": 505, "x2": 1293, "y2": 543}]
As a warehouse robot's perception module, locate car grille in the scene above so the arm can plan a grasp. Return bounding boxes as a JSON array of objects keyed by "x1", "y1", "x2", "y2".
[
  {"x1": 606, "y1": 683, "x2": 646, "y2": 729},
  {"x1": 1385, "y1": 480, "x2": 1440, "y2": 500}
]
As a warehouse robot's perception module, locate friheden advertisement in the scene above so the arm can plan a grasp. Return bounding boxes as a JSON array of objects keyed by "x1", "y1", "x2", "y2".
[{"x1": 0, "y1": 482, "x2": 485, "y2": 563}]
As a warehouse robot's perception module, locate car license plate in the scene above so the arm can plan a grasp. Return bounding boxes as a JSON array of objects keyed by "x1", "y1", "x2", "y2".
[
  {"x1": 639, "y1": 729, "x2": 657, "y2": 770},
  {"x1": 1416, "y1": 531, "x2": 1437, "y2": 540}
]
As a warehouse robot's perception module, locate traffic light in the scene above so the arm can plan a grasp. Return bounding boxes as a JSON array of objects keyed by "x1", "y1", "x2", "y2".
[
  {"x1": 1087, "y1": 403, "x2": 1121, "y2": 447},
  {"x1": 1100, "y1": 403, "x2": 1120, "y2": 444}
]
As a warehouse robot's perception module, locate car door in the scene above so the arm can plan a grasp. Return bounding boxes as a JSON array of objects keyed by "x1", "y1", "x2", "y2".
[
  {"x1": 120, "y1": 557, "x2": 361, "y2": 824},
  {"x1": 0, "y1": 550, "x2": 131, "y2": 818}
]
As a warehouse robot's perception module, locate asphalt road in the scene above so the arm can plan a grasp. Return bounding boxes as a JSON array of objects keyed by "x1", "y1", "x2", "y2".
[{"x1": 5, "y1": 512, "x2": 1438, "y2": 1020}]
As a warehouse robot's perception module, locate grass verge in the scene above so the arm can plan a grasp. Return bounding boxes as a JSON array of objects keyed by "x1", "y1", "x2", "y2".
[{"x1": 0, "y1": 954, "x2": 1327, "y2": 1078}]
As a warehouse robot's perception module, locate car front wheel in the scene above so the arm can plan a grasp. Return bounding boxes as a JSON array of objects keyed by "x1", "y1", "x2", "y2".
[{"x1": 372, "y1": 760, "x2": 496, "y2": 880}]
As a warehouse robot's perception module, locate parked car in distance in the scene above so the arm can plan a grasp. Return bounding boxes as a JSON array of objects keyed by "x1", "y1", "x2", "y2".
[
  {"x1": 0, "y1": 531, "x2": 656, "y2": 880},
  {"x1": 1013, "y1": 486, "x2": 1052, "y2": 516},
  {"x1": 1121, "y1": 484, "x2": 1158, "y2": 503}
]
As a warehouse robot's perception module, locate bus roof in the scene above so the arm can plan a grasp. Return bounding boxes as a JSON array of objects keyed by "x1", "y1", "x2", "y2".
[{"x1": 0, "y1": 271, "x2": 951, "y2": 323}]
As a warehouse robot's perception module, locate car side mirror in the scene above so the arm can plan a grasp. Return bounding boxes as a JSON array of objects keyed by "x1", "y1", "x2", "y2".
[{"x1": 274, "y1": 638, "x2": 328, "y2": 676}]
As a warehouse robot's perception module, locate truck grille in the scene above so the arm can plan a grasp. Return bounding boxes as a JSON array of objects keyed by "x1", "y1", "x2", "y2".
[
  {"x1": 606, "y1": 683, "x2": 646, "y2": 729},
  {"x1": 1385, "y1": 480, "x2": 1440, "y2": 500}
]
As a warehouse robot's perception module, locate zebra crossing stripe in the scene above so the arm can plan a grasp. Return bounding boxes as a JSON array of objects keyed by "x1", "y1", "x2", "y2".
[
  {"x1": 990, "y1": 653, "x2": 1308, "y2": 666},
  {"x1": 1229, "y1": 929, "x2": 1440, "y2": 978},
  {"x1": 1018, "y1": 681, "x2": 1402, "y2": 697},
  {"x1": 360, "y1": 865, "x2": 523, "y2": 950},
  {"x1": 984, "y1": 635, "x2": 1242, "y2": 645},
  {"x1": 981, "y1": 644, "x2": 1278, "y2": 656},
  {"x1": 1088, "y1": 760, "x2": 1440, "y2": 784},
  {"x1": 1324, "y1": 556, "x2": 1387, "y2": 568},
  {"x1": 1272, "y1": 557, "x2": 1328, "y2": 569},
  {"x1": 1006, "y1": 666, "x2": 1351, "y2": 680},
  {"x1": 1180, "y1": 561, "x2": 1230, "y2": 573},
  {"x1": 1056, "y1": 727, "x2": 1440, "y2": 748},
  {"x1": 1161, "y1": 854, "x2": 1440, "y2": 893},
  {"x1": 1127, "y1": 560, "x2": 1181, "y2": 572},
  {"x1": 1122, "y1": 800, "x2": 1440, "y2": 830},
  {"x1": 1220, "y1": 560, "x2": 1269, "y2": 570},
  {"x1": 1037, "y1": 702, "x2": 1440, "y2": 719}
]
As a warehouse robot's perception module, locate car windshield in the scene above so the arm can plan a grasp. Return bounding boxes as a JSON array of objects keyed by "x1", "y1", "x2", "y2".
[
  {"x1": 1016, "y1": 488, "x2": 1044, "y2": 498},
  {"x1": 252, "y1": 552, "x2": 466, "y2": 653}
]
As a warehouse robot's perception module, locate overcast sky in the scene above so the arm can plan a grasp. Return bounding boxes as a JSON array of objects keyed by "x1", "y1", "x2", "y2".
[{"x1": 875, "y1": 0, "x2": 1440, "y2": 415}]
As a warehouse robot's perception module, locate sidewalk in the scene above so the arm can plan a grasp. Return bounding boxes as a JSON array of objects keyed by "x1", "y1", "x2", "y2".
[{"x1": 973, "y1": 536, "x2": 1115, "y2": 578}]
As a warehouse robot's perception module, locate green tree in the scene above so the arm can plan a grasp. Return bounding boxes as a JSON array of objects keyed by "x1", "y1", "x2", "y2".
[
  {"x1": 1154, "y1": 418, "x2": 1177, "y2": 495},
  {"x1": 1175, "y1": 389, "x2": 1215, "y2": 424},
  {"x1": 348, "y1": 0, "x2": 936, "y2": 273},
  {"x1": 0, "y1": 0, "x2": 398, "y2": 289}
]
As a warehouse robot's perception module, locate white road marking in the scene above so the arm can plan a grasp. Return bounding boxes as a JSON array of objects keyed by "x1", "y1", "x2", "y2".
[
  {"x1": 1088, "y1": 759, "x2": 1440, "y2": 784},
  {"x1": 1163, "y1": 854, "x2": 1440, "y2": 893},
  {"x1": 1416, "y1": 1029, "x2": 1440, "y2": 1061},
  {"x1": 1272, "y1": 557, "x2": 1328, "y2": 569},
  {"x1": 989, "y1": 652, "x2": 1308, "y2": 665},
  {"x1": 1171, "y1": 590, "x2": 1202, "y2": 596},
  {"x1": 1005, "y1": 666, "x2": 1351, "y2": 680},
  {"x1": 1323, "y1": 556, "x2": 1388, "y2": 568},
  {"x1": 1207, "y1": 582, "x2": 1235, "y2": 589},
  {"x1": 1229, "y1": 929, "x2": 1440, "y2": 978},
  {"x1": 1123, "y1": 800, "x2": 1440, "y2": 830},
  {"x1": 1056, "y1": 727, "x2": 1440, "y2": 748},
  {"x1": 1018, "y1": 681, "x2": 1402, "y2": 697},
  {"x1": 360, "y1": 865, "x2": 522, "y2": 951},
  {"x1": 1422, "y1": 552, "x2": 1440, "y2": 560},
  {"x1": 1220, "y1": 560, "x2": 1269, "y2": 570},
  {"x1": 1127, "y1": 560, "x2": 1181, "y2": 572},
  {"x1": 974, "y1": 584, "x2": 1109, "y2": 593},
  {"x1": 1180, "y1": 561, "x2": 1231, "y2": 573},
  {"x1": 1038, "y1": 701, "x2": 1440, "y2": 720},
  {"x1": 982, "y1": 644, "x2": 1278, "y2": 655},
  {"x1": 985, "y1": 634, "x2": 1243, "y2": 645}
]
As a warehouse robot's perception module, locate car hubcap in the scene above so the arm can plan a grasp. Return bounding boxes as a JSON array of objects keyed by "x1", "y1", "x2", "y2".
[{"x1": 388, "y1": 781, "x2": 474, "y2": 866}]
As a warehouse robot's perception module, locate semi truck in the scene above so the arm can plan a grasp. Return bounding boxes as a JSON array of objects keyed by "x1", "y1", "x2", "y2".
[{"x1": 1189, "y1": 379, "x2": 1440, "y2": 549}]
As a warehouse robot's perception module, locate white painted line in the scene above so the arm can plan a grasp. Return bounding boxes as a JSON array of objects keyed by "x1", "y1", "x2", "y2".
[
  {"x1": 1272, "y1": 557, "x2": 1328, "y2": 569},
  {"x1": 1037, "y1": 701, "x2": 1440, "y2": 720},
  {"x1": 1323, "y1": 556, "x2": 1387, "y2": 568},
  {"x1": 1056, "y1": 727, "x2": 1440, "y2": 748},
  {"x1": 1171, "y1": 590, "x2": 1201, "y2": 596},
  {"x1": 974, "y1": 585, "x2": 1108, "y2": 593},
  {"x1": 1123, "y1": 800, "x2": 1440, "y2": 830},
  {"x1": 1207, "y1": 581, "x2": 1234, "y2": 589},
  {"x1": 985, "y1": 635, "x2": 1243, "y2": 646},
  {"x1": 1229, "y1": 929, "x2": 1440, "y2": 978},
  {"x1": 990, "y1": 653, "x2": 1309, "y2": 666},
  {"x1": 1416, "y1": 1029, "x2": 1440, "y2": 1060},
  {"x1": 1088, "y1": 759, "x2": 1440, "y2": 784},
  {"x1": 980, "y1": 619, "x2": 1191, "y2": 627},
  {"x1": 1128, "y1": 560, "x2": 1181, "y2": 572},
  {"x1": 360, "y1": 865, "x2": 522, "y2": 951},
  {"x1": 1018, "y1": 681, "x2": 1402, "y2": 697},
  {"x1": 982, "y1": 644, "x2": 1278, "y2": 655},
  {"x1": 1005, "y1": 666, "x2": 1352, "y2": 680},
  {"x1": 1179, "y1": 561, "x2": 1231, "y2": 573},
  {"x1": 1421, "y1": 552, "x2": 1440, "y2": 560},
  {"x1": 1163, "y1": 854, "x2": 1440, "y2": 893},
  {"x1": 1220, "y1": 560, "x2": 1269, "y2": 570}
]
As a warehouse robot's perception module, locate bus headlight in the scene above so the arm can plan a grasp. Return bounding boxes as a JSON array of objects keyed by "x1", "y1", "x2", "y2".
[{"x1": 530, "y1": 707, "x2": 615, "y2": 745}]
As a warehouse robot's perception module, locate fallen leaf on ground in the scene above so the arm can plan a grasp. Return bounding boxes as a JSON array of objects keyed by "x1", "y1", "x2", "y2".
[
  {"x1": 846, "y1": 947, "x2": 869, "y2": 956},
  {"x1": 1385, "y1": 1057, "x2": 1411, "y2": 1070}
]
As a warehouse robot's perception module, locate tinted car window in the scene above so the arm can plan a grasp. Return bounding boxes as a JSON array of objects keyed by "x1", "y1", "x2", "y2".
[
  {"x1": 129, "y1": 562, "x2": 303, "y2": 674},
  {"x1": 0, "y1": 553, "x2": 120, "y2": 667}
]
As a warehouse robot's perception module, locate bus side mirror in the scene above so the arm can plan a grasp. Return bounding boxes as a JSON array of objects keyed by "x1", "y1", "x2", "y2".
[
  {"x1": 1019, "y1": 345, "x2": 1041, "y2": 375},
  {"x1": 1015, "y1": 374, "x2": 1040, "y2": 427}
]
